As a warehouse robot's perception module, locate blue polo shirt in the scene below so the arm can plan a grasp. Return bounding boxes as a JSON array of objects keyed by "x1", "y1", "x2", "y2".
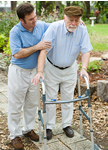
[
  {"x1": 10, "y1": 21, "x2": 50, "y2": 69},
  {"x1": 43, "y1": 20, "x2": 92, "y2": 67}
]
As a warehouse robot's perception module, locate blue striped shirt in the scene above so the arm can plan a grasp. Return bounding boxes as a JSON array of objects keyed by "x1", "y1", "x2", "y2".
[
  {"x1": 10, "y1": 21, "x2": 50, "y2": 69},
  {"x1": 43, "y1": 20, "x2": 92, "y2": 67}
]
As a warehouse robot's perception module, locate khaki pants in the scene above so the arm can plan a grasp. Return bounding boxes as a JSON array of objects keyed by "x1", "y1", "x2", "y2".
[
  {"x1": 8, "y1": 64, "x2": 39, "y2": 140},
  {"x1": 45, "y1": 60, "x2": 78, "y2": 129}
]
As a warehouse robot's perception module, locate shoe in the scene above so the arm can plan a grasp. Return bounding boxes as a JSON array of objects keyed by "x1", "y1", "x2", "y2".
[
  {"x1": 12, "y1": 137, "x2": 23, "y2": 150},
  {"x1": 24, "y1": 130, "x2": 39, "y2": 141},
  {"x1": 63, "y1": 126, "x2": 74, "y2": 138},
  {"x1": 46, "y1": 129, "x2": 52, "y2": 140}
]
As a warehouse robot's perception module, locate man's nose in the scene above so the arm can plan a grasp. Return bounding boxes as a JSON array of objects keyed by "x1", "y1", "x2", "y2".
[
  {"x1": 71, "y1": 20, "x2": 76, "y2": 25},
  {"x1": 34, "y1": 17, "x2": 37, "y2": 22}
]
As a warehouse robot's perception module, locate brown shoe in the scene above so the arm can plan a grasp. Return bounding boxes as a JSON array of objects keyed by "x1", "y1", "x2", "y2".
[
  {"x1": 63, "y1": 126, "x2": 74, "y2": 138},
  {"x1": 12, "y1": 137, "x2": 23, "y2": 150},
  {"x1": 24, "y1": 130, "x2": 39, "y2": 141}
]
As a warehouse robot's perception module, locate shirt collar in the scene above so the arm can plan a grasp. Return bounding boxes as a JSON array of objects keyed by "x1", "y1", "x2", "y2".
[
  {"x1": 63, "y1": 22, "x2": 68, "y2": 35},
  {"x1": 18, "y1": 21, "x2": 27, "y2": 32}
]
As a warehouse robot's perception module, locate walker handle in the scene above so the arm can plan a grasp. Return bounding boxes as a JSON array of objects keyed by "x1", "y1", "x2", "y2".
[
  {"x1": 39, "y1": 78, "x2": 45, "y2": 94},
  {"x1": 78, "y1": 73, "x2": 89, "y2": 89},
  {"x1": 39, "y1": 78, "x2": 44, "y2": 83}
]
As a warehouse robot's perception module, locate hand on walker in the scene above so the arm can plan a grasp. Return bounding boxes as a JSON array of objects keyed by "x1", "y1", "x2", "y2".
[
  {"x1": 80, "y1": 68, "x2": 89, "y2": 83},
  {"x1": 31, "y1": 72, "x2": 44, "y2": 85}
]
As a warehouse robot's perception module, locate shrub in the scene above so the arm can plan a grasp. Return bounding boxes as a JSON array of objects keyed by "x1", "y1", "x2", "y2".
[
  {"x1": 78, "y1": 60, "x2": 104, "y2": 73},
  {"x1": 0, "y1": 34, "x2": 8, "y2": 49},
  {"x1": 3, "y1": 39, "x2": 12, "y2": 55},
  {"x1": 0, "y1": 12, "x2": 19, "y2": 36}
]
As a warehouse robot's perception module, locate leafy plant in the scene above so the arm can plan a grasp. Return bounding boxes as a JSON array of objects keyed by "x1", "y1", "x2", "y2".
[
  {"x1": 87, "y1": 60, "x2": 104, "y2": 73},
  {"x1": 0, "y1": 34, "x2": 8, "y2": 49},
  {"x1": 0, "y1": 12, "x2": 18, "y2": 36},
  {"x1": 78, "y1": 60, "x2": 104, "y2": 73},
  {"x1": 3, "y1": 39, "x2": 12, "y2": 55}
]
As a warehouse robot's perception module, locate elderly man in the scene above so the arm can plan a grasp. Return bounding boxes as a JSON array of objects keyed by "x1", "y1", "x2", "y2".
[{"x1": 32, "y1": 6, "x2": 92, "y2": 140}]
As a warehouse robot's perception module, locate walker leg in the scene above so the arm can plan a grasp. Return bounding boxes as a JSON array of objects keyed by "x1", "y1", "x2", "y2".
[
  {"x1": 38, "y1": 114, "x2": 42, "y2": 143},
  {"x1": 78, "y1": 76, "x2": 83, "y2": 137},
  {"x1": 79, "y1": 102, "x2": 83, "y2": 137},
  {"x1": 88, "y1": 97, "x2": 94, "y2": 150},
  {"x1": 38, "y1": 85, "x2": 42, "y2": 143},
  {"x1": 43, "y1": 113, "x2": 47, "y2": 150},
  {"x1": 42, "y1": 94, "x2": 47, "y2": 150}
]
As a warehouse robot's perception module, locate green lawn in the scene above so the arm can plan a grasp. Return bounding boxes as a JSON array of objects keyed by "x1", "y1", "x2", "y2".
[{"x1": 86, "y1": 24, "x2": 108, "y2": 51}]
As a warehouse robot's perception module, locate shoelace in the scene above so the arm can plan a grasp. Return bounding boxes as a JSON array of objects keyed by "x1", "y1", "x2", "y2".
[
  {"x1": 13, "y1": 137, "x2": 22, "y2": 143},
  {"x1": 29, "y1": 130, "x2": 34, "y2": 135}
]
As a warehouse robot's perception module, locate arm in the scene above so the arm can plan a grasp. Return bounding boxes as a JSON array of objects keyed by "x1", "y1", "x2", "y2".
[
  {"x1": 80, "y1": 52, "x2": 90, "y2": 82},
  {"x1": 14, "y1": 40, "x2": 51, "y2": 59},
  {"x1": 31, "y1": 50, "x2": 48, "y2": 85}
]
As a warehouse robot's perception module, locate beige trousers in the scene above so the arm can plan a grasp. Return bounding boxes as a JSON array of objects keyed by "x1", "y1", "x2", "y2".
[
  {"x1": 8, "y1": 64, "x2": 39, "y2": 140},
  {"x1": 45, "y1": 60, "x2": 78, "y2": 129}
]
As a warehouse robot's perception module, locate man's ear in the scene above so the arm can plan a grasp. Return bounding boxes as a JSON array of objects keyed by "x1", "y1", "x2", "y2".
[
  {"x1": 20, "y1": 18, "x2": 24, "y2": 24},
  {"x1": 64, "y1": 15, "x2": 65, "y2": 20}
]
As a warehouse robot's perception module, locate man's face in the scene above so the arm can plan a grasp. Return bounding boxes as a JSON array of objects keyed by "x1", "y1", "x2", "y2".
[
  {"x1": 64, "y1": 15, "x2": 80, "y2": 33},
  {"x1": 20, "y1": 11, "x2": 37, "y2": 30}
]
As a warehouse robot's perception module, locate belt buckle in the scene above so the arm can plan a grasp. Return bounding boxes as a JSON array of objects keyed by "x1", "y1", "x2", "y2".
[
  {"x1": 58, "y1": 66, "x2": 65, "y2": 69},
  {"x1": 59, "y1": 66, "x2": 63, "y2": 69}
]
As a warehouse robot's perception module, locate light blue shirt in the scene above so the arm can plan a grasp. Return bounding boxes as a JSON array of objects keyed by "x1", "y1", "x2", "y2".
[
  {"x1": 43, "y1": 20, "x2": 92, "y2": 67},
  {"x1": 10, "y1": 21, "x2": 50, "y2": 69}
]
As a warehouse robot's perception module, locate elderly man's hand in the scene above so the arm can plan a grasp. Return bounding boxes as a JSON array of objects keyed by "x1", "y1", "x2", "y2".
[
  {"x1": 79, "y1": 19, "x2": 85, "y2": 26},
  {"x1": 80, "y1": 68, "x2": 89, "y2": 83},
  {"x1": 31, "y1": 72, "x2": 44, "y2": 85}
]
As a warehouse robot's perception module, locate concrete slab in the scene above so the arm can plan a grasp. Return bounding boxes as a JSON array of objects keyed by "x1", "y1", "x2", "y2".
[
  {"x1": 2, "y1": 91, "x2": 8, "y2": 98},
  {"x1": 67, "y1": 139, "x2": 92, "y2": 150},
  {"x1": 102, "y1": 53, "x2": 108, "y2": 59},
  {"x1": 47, "y1": 141, "x2": 69, "y2": 150},
  {"x1": 90, "y1": 57, "x2": 101, "y2": 62},
  {"x1": 0, "y1": 82, "x2": 8, "y2": 92},
  {"x1": 52, "y1": 124, "x2": 63, "y2": 135},
  {"x1": 56, "y1": 130, "x2": 86, "y2": 144},
  {"x1": 0, "y1": 93, "x2": 8, "y2": 114},
  {"x1": 34, "y1": 137, "x2": 62, "y2": 150}
]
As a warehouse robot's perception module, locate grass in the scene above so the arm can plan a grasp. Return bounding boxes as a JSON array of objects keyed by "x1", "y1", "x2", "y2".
[{"x1": 86, "y1": 24, "x2": 108, "y2": 51}]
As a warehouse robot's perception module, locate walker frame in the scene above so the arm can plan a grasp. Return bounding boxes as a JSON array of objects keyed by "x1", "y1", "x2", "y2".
[{"x1": 38, "y1": 74, "x2": 99, "y2": 150}]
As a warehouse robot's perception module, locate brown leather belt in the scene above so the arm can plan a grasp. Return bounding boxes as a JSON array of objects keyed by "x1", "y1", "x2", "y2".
[{"x1": 47, "y1": 58, "x2": 70, "y2": 70}]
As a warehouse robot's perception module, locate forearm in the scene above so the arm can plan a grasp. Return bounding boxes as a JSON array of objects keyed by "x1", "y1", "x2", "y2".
[
  {"x1": 82, "y1": 52, "x2": 90, "y2": 68},
  {"x1": 13, "y1": 45, "x2": 39, "y2": 59},
  {"x1": 13, "y1": 40, "x2": 51, "y2": 59},
  {"x1": 37, "y1": 50, "x2": 47, "y2": 73}
]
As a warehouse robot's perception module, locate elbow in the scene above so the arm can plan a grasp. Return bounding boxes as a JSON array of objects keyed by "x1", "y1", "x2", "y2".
[{"x1": 13, "y1": 53, "x2": 20, "y2": 59}]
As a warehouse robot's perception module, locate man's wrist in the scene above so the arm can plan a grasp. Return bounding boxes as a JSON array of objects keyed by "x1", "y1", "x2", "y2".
[
  {"x1": 37, "y1": 71, "x2": 43, "y2": 74},
  {"x1": 82, "y1": 66, "x2": 87, "y2": 70}
]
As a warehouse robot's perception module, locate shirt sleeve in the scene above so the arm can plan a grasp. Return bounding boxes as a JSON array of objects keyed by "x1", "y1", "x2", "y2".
[
  {"x1": 80, "y1": 26, "x2": 93, "y2": 54},
  {"x1": 42, "y1": 23, "x2": 55, "y2": 51},
  {"x1": 9, "y1": 30, "x2": 22, "y2": 55},
  {"x1": 44, "y1": 22, "x2": 51, "y2": 33}
]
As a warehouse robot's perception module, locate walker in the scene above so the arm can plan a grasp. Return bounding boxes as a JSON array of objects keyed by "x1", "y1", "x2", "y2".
[{"x1": 38, "y1": 74, "x2": 99, "y2": 150}]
